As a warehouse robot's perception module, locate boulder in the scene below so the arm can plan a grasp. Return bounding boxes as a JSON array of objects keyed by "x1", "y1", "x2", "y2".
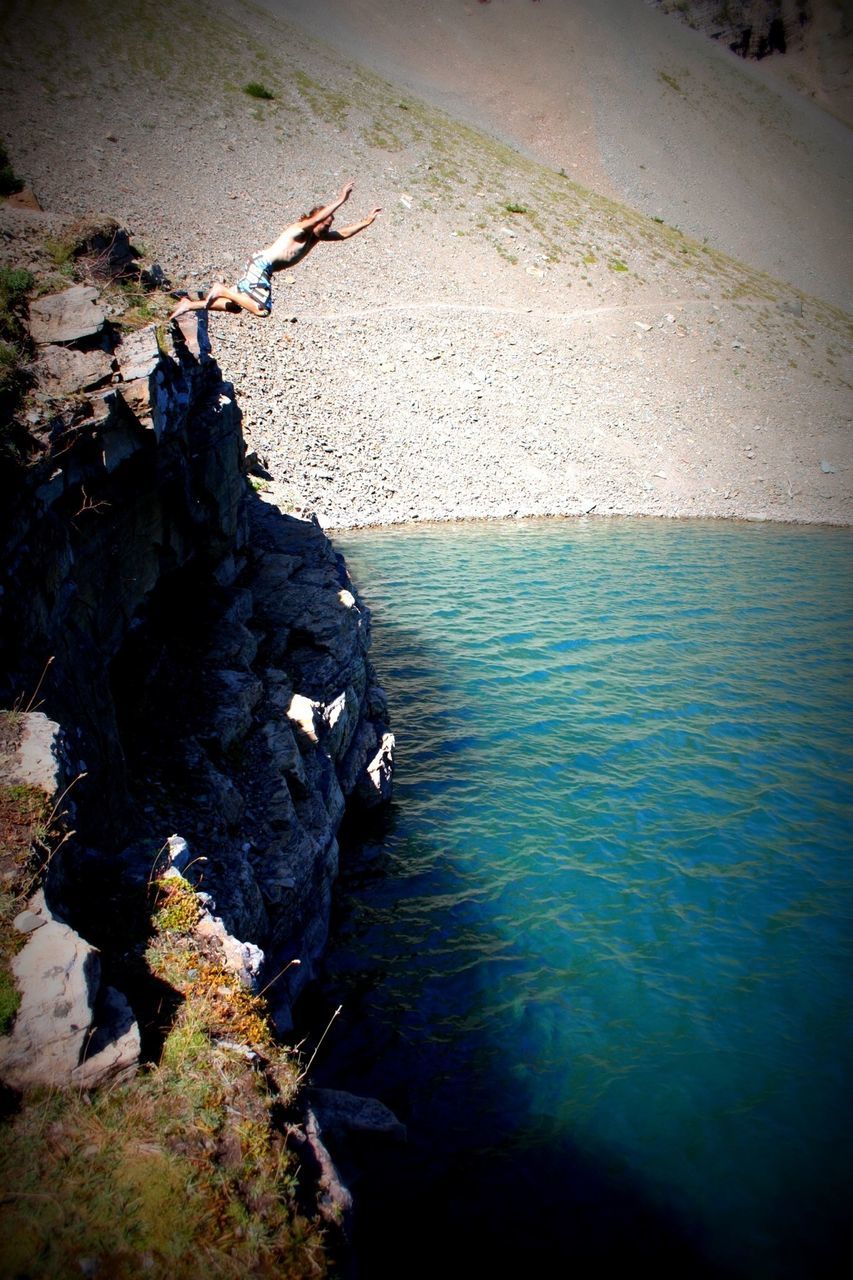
[
  {"x1": 71, "y1": 985, "x2": 140, "y2": 1088},
  {"x1": 28, "y1": 284, "x2": 106, "y2": 345},
  {"x1": 306, "y1": 1088, "x2": 407, "y2": 1142},
  {"x1": 0, "y1": 890, "x2": 100, "y2": 1089},
  {"x1": 6, "y1": 712, "x2": 67, "y2": 795},
  {"x1": 0, "y1": 888, "x2": 141, "y2": 1092},
  {"x1": 37, "y1": 343, "x2": 114, "y2": 393},
  {"x1": 194, "y1": 907, "x2": 264, "y2": 989},
  {"x1": 202, "y1": 669, "x2": 264, "y2": 750},
  {"x1": 114, "y1": 325, "x2": 161, "y2": 382}
]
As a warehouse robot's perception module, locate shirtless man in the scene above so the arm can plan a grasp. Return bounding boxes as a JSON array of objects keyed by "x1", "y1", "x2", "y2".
[{"x1": 169, "y1": 181, "x2": 381, "y2": 320}]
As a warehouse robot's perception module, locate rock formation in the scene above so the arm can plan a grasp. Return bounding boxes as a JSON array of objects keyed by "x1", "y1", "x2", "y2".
[
  {"x1": 648, "y1": 0, "x2": 841, "y2": 63},
  {"x1": 0, "y1": 264, "x2": 394, "y2": 1087}
]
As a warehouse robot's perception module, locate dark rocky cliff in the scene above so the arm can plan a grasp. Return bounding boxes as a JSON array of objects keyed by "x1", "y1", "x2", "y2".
[{"x1": 0, "y1": 268, "x2": 393, "y2": 1084}]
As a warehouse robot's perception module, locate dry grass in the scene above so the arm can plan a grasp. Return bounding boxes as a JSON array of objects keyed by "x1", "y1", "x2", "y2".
[
  {"x1": 0, "y1": 871, "x2": 330, "y2": 1280},
  {"x1": 0, "y1": 752, "x2": 53, "y2": 1035}
]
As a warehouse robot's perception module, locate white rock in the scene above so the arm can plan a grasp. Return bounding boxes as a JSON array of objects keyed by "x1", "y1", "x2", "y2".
[
  {"x1": 0, "y1": 908, "x2": 100, "y2": 1089},
  {"x1": 288, "y1": 692, "x2": 319, "y2": 742}
]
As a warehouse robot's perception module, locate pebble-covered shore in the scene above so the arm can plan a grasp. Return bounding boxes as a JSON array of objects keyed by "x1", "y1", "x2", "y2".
[{"x1": 0, "y1": 0, "x2": 849, "y2": 531}]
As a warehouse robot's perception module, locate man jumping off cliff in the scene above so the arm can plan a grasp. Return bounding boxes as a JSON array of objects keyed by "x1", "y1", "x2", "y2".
[{"x1": 168, "y1": 181, "x2": 381, "y2": 320}]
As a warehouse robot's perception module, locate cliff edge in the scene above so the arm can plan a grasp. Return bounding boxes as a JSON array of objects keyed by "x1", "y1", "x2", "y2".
[{"x1": 0, "y1": 211, "x2": 393, "y2": 1080}]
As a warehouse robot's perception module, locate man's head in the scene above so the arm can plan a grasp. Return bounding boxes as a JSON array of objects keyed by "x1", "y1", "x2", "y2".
[{"x1": 305, "y1": 206, "x2": 334, "y2": 235}]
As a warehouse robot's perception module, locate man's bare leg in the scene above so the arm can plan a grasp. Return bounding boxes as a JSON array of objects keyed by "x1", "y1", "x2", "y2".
[{"x1": 169, "y1": 283, "x2": 268, "y2": 320}]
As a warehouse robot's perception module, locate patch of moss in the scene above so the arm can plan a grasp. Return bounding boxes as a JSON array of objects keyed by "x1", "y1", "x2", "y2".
[
  {"x1": 152, "y1": 876, "x2": 201, "y2": 936},
  {"x1": 0, "y1": 891, "x2": 23, "y2": 1034},
  {"x1": 243, "y1": 80, "x2": 275, "y2": 100}
]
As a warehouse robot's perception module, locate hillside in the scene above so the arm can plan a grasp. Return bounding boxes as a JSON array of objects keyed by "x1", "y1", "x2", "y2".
[
  {"x1": 265, "y1": 0, "x2": 853, "y2": 306},
  {"x1": 0, "y1": 0, "x2": 850, "y2": 528}
]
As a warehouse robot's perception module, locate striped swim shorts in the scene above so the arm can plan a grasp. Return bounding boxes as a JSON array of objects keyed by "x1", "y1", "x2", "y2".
[{"x1": 236, "y1": 252, "x2": 273, "y2": 313}]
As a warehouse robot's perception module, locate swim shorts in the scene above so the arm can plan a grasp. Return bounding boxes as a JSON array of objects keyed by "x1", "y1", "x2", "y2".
[{"x1": 236, "y1": 253, "x2": 273, "y2": 313}]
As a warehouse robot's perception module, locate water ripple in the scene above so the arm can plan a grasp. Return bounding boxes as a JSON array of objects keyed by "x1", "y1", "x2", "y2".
[{"x1": 321, "y1": 520, "x2": 853, "y2": 1279}]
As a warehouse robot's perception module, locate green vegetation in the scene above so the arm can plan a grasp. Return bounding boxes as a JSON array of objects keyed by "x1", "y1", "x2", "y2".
[
  {"x1": 0, "y1": 889, "x2": 23, "y2": 1033},
  {"x1": 43, "y1": 221, "x2": 168, "y2": 328},
  {"x1": 0, "y1": 338, "x2": 29, "y2": 421},
  {"x1": 45, "y1": 232, "x2": 76, "y2": 271},
  {"x1": 243, "y1": 80, "x2": 275, "y2": 100},
  {"x1": 0, "y1": 777, "x2": 50, "y2": 1035},
  {"x1": 361, "y1": 116, "x2": 402, "y2": 151},
  {"x1": 659, "y1": 70, "x2": 683, "y2": 93},
  {"x1": 0, "y1": 139, "x2": 23, "y2": 198},
  {"x1": 0, "y1": 266, "x2": 33, "y2": 432},
  {"x1": 291, "y1": 69, "x2": 350, "y2": 126},
  {"x1": 115, "y1": 278, "x2": 164, "y2": 328},
  {"x1": 503, "y1": 201, "x2": 530, "y2": 215},
  {"x1": 0, "y1": 684, "x2": 329, "y2": 1277},
  {"x1": 0, "y1": 868, "x2": 331, "y2": 1279},
  {"x1": 0, "y1": 267, "x2": 32, "y2": 338},
  {"x1": 151, "y1": 875, "x2": 201, "y2": 935}
]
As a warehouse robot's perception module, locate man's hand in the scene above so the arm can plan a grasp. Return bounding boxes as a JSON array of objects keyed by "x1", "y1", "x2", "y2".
[
  {"x1": 340, "y1": 181, "x2": 355, "y2": 202},
  {"x1": 367, "y1": 207, "x2": 382, "y2": 222}
]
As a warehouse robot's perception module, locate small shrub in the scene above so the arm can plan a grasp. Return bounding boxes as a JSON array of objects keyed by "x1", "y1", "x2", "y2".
[
  {"x1": 0, "y1": 964, "x2": 20, "y2": 1034},
  {"x1": 0, "y1": 264, "x2": 33, "y2": 429},
  {"x1": 504, "y1": 201, "x2": 529, "y2": 215},
  {"x1": 114, "y1": 277, "x2": 163, "y2": 328},
  {"x1": 244, "y1": 81, "x2": 275, "y2": 100},
  {"x1": 0, "y1": 339, "x2": 28, "y2": 404},
  {"x1": 659, "y1": 71, "x2": 683, "y2": 93},
  {"x1": 0, "y1": 888, "x2": 23, "y2": 1035},
  {"x1": 0, "y1": 140, "x2": 23, "y2": 198},
  {"x1": 152, "y1": 876, "x2": 201, "y2": 935},
  {"x1": 0, "y1": 266, "x2": 33, "y2": 341}
]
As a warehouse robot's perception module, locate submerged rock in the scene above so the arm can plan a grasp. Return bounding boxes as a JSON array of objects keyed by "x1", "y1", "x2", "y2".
[{"x1": 306, "y1": 1087, "x2": 407, "y2": 1143}]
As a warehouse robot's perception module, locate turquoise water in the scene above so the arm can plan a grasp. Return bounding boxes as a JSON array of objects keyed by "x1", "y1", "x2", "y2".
[{"x1": 311, "y1": 519, "x2": 853, "y2": 1278}]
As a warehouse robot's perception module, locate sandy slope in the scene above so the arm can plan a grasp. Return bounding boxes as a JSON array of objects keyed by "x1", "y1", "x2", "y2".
[
  {"x1": 265, "y1": 0, "x2": 853, "y2": 310},
  {"x1": 0, "y1": 0, "x2": 850, "y2": 528}
]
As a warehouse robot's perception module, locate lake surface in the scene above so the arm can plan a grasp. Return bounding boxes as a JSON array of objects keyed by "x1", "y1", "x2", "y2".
[{"x1": 307, "y1": 519, "x2": 852, "y2": 1279}]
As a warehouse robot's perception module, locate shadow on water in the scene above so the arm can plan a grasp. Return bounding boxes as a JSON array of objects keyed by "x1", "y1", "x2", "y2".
[
  {"x1": 298, "y1": 519, "x2": 853, "y2": 1279},
  {"x1": 298, "y1": 618, "x2": 732, "y2": 1280}
]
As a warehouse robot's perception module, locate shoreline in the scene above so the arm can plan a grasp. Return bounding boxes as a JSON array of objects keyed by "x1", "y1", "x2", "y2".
[{"x1": 321, "y1": 508, "x2": 853, "y2": 536}]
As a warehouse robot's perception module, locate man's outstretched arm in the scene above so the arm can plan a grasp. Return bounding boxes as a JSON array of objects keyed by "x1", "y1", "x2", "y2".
[
  {"x1": 321, "y1": 207, "x2": 382, "y2": 241},
  {"x1": 298, "y1": 181, "x2": 355, "y2": 230}
]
